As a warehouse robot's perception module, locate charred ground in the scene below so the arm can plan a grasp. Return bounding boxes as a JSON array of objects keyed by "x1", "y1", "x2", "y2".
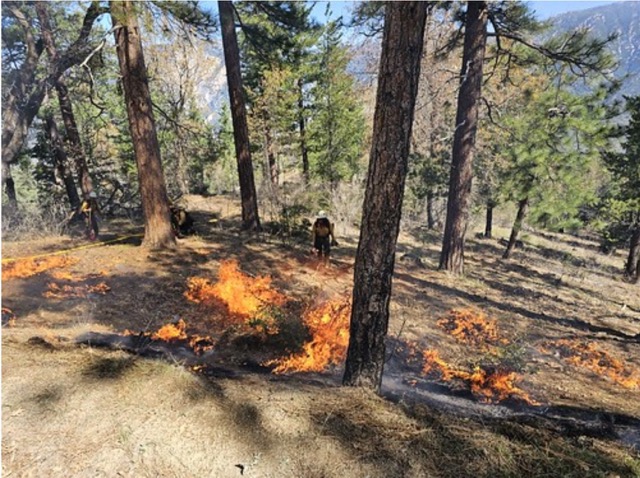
[{"x1": 2, "y1": 195, "x2": 640, "y2": 477}]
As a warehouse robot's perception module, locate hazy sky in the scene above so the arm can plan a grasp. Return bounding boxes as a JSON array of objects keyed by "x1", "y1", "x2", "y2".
[{"x1": 526, "y1": 1, "x2": 619, "y2": 19}]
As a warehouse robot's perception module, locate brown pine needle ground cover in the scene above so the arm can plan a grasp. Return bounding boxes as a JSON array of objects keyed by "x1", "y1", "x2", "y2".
[{"x1": 2, "y1": 195, "x2": 640, "y2": 477}]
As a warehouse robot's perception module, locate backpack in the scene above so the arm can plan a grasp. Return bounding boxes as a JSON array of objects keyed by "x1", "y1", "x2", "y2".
[{"x1": 314, "y1": 218, "x2": 331, "y2": 237}]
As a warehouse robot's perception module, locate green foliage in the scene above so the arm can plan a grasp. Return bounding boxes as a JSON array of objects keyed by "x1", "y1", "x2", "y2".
[
  {"x1": 307, "y1": 20, "x2": 366, "y2": 187},
  {"x1": 595, "y1": 95, "x2": 640, "y2": 249}
]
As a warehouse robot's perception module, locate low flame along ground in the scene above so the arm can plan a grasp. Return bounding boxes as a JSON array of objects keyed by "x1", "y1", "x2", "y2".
[
  {"x1": 541, "y1": 339, "x2": 640, "y2": 389},
  {"x1": 2, "y1": 255, "x2": 79, "y2": 281},
  {"x1": 6, "y1": 254, "x2": 638, "y2": 403}
]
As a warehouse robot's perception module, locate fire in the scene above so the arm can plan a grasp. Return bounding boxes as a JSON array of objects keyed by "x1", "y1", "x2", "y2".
[
  {"x1": 43, "y1": 282, "x2": 111, "y2": 299},
  {"x1": 152, "y1": 319, "x2": 188, "y2": 341},
  {"x1": 542, "y1": 340, "x2": 640, "y2": 389},
  {"x1": 125, "y1": 319, "x2": 215, "y2": 355},
  {"x1": 185, "y1": 260, "x2": 287, "y2": 317},
  {"x1": 2, "y1": 255, "x2": 78, "y2": 281},
  {"x1": 437, "y1": 308, "x2": 508, "y2": 347},
  {"x1": 269, "y1": 296, "x2": 351, "y2": 374},
  {"x1": 422, "y1": 349, "x2": 537, "y2": 404}
]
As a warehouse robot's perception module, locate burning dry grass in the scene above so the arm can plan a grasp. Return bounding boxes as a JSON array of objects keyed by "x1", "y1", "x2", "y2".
[
  {"x1": 437, "y1": 308, "x2": 508, "y2": 348},
  {"x1": 542, "y1": 339, "x2": 640, "y2": 389},
  {"x1": 124, "y1": 319, "x2": 215, "y2": 355},
  {"x1": 2, "y1": 255, "x2": 78, "y2": 281},
  {"x1": 422, "y1": 349, "x2": 537, "y2": 404},
  {"x1": 43, "y1": 282, "x2": 111, "y2": 299},
  {"x1": 269, "y1": 296, "x2": 351, "y2": 374},
  {"x1": 185, "y1": 260, "x2": 287, "y2": 316}
]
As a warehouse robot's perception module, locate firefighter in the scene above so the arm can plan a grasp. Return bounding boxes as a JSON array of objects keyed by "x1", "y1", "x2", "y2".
[
  {"x1": 311, "y1": 211, "x2": 338, "y2": 265},
  {"x1": 80, "y1": 191, "x2": 100, "y2": 241}
]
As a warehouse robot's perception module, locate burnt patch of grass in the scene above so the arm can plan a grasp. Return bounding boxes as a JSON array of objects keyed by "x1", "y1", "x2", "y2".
[{"x1": 82, "y1": 356, "x2": 137, "y2": 380}]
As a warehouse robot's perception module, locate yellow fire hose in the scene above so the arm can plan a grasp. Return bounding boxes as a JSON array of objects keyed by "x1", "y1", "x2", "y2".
[{"x1": 1, "y1": 233, "x2": 144, "y2": 264}]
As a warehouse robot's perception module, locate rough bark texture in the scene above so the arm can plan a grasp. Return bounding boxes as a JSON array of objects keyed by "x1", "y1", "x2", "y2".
[
  {"x1": 484, "y1": 203, "x2": 494, "y2": 238},
  {"x1": 439, "y1": 1, "x2": 488, "y2": 275},
  {"x1": 111, "y1": 1, "x2": 175, "y2": 249},
  {"x1": 2, "y1": 162, "x2": 18, "y2": 209},
  {"x1": 298, "y1": 78, "x2": 310, "y2": 184},
  {"x1": 626, "y1": 225, "x2": 640, "y2": 282},
  {"x1": 219, "y1": 0, "x2": 261, "y2": 231},
  {"x1": 44, "y1": 114, "x2": 81, "y2": 210},
  {"x1": 503, "y1": 197, "x2": 529, "y2": 259},
  {"x1": 342, "y1": 2, "x2": 427, "y2": 392},
  {"x1": 35, "y1": 2, "x2": 95, "y2": 197}
]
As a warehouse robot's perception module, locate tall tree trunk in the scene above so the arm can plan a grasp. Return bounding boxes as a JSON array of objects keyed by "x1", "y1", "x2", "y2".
[
  {"x1": 484, "y1": 202, "x2": 494, "y2": 238},
  {"x1": 298, "y1": 78, "x2": 310, "y2": 184},
  {"x1": 36, "y1": 2, "x2": 95, "y2": 198},
  {"x1": 625, "y1": 223, "x2": 640, "y2": 282},
  {"x1": 439, "y1": 1, "x2": 488, "y2": 275},
  {"x1": 219, "y1": 0, "x2": 261, "y2": 231},
  {"x1": 2, "y1": 162, "x2": 18, "y2": 209},
  {"x1": 503, "y1": 197, "x2": 529, "y2": 259},
  {"x1": 426, "y1": 192, "x2": 436, "y2": 229},
  {"x1": 111, "y1": 1, "x2": 175, "y2": 249},
  {"x1": 44, "y1": 114, "x2": 81, "y2": 210},
  {"x1": 343, "y1": 1, "x2": 427, "y2": 392}
]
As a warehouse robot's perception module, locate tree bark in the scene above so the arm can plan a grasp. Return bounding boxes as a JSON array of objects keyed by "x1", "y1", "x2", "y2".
[
  {"x1": 484, "y1": 202, "x2": 494, "y2": 238},
  {"x1": 343, "y1": 1, "x2": 427, "y2": 392},
  {"x1": 219, "y1": 0, "x2": 261, "y2": 231},
  {"x1": 503, "y1": 197, "x2": 529, "y2": 259},
  {"x1": 625, "y1": 223, "x2": 640, "y2": 282},
  {"x1": 298, "y1": 78, "x2": 310, "y2": 184},
  {"x1": 2, "y1": 162, "x2": 18, "y2": 209},
  {"x1": 35, "y1": 2, "x2": 95, "y2": 198},
  {"x1": 44, "y1": 114, "x2": 81, "y2": 210},
  {"x1": 2, "y1": 1, "x2": 107, "y2": 167},
  {"x1": 426, "y1": 192, "x2": 436, "y2": 229},
  {"x1": 111, "y1": 1, "x2": 175, "y2": 249},
  {"x1": 439, "y1": 1, "x2": 488, "y2": 275}
]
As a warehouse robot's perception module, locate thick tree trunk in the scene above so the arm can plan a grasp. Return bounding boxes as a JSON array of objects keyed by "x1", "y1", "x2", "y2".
[
  {"x1": 343, "y1": 2, "x2": 427, "y2": 392},
  {"x1": 2, "y1": 162, "x2": 18, "y2": 209},
  {"x1": 503, "y1": 197, "x2": 529, "y2": 259},
  {"x1": 111, "y1": 1, "x2": 175, "y2": 249},
  {"x1": 625, "y1": 224, "x2": 640, "y2": 282},
  {"x1": 298, "y1": 78, "x2": 310, "y2": 184},
  {"x1": 439, "y1": 1, "x2": 488, "y2": 275},
  {"x1": 484, "y1": 203, "x2": 494, "y2": 238},
  {"x1": 36, "y1": 2, "x2": 94, "y2": 199},
  {"x1": 44, "y1": 114, "x2": 81, "y2": 210},
  {"x1": 219, "y1": 0, "x2": 261, "y2": 231},
  {"x1": 426, "y1": 192, "x2": 436, "y2": 230}
]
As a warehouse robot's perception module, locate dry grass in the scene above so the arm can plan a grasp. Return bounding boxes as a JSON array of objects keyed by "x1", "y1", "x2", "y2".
[{"x1": 2, "y1": 195, "x2": 640, "y2": 477}]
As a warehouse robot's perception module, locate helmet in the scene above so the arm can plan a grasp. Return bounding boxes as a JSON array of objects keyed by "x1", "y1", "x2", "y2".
[
  {"x1": 317, "y1": 210, "x2": 327, "y2": 219},
  {"x1": 89, "y1": 191, "x2": 98, "y2": 199}
]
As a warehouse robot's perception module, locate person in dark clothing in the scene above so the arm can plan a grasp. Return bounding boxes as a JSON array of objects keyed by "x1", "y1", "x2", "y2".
[
  {"x1": 170, "y1": 205, "x2": 195, "y2": 237},
  {"x1": 312, "y1": 210, "x2": 337, "y2": 265}
]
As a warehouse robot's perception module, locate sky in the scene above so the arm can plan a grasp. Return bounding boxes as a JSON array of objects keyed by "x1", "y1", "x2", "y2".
[{"x1": 525, "y1": 1, "x2": 621, "y2": 19}]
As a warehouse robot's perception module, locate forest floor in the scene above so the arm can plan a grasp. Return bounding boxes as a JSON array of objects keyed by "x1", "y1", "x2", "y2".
[{"x1": 2, "y1": 194, "x2": 640, "y2": 477}]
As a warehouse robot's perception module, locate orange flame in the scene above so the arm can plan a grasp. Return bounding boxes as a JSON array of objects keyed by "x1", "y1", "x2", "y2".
[
  {"x1": 269, "y1": 296, "x2": 351, "y2": 374},
  {"x1": 185, "y1": 260, "x2": 286, "y2": 317},
  {"x1": 437, "y1": 308, "x2": 508, "y2": 347},
  {"x1": 152, "y1": 319, "x2": 188, "y2": 341},
  {"x1": 542, "y1": 340, "x2": 640, "y2": 389},
  {"x1": 125, "y1": 319, "x2": 215, "y2": 355},
  {"x1": 422, "y1": 349, "x2": 536, "y2": 404},
  {"x1": 2, "y1": 256, "x2": 78, "y2": 281},
  {"x1": 43, "y1": 282, "x2": 111, "y2": 299}
]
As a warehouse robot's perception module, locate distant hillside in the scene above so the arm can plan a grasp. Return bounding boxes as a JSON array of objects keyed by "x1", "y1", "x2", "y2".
[{"x1": 549, "y1": 1, "x2": 640, "y2": 98}]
